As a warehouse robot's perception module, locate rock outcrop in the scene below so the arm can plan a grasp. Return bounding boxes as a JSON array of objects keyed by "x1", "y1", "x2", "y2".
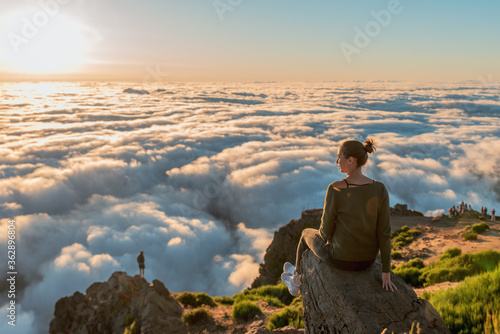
[
  {"x1": 49, "y1": 271, "x2": 186, "y2": 334},
  {"x1": 300, "y1": 251, "x2": 451, "y2": 334},
  {"x1": 251, "y1": 209, "x2": 322, "y2": 288},
  {"x1": 390, "y1": 203, "x2": 423, "y2": 216}
]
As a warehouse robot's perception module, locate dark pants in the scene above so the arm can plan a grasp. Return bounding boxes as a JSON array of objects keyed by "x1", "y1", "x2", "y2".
[{"x1": 295, "y1": 228, "x2": 374, "y2": 274}]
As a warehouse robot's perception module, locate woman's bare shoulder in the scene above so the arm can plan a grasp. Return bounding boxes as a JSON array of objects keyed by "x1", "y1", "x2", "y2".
[{"x1": 330, "y1": 180, "x2": 347, "y2": 189}]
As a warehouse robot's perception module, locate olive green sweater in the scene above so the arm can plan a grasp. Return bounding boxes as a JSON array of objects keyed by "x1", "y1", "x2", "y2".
[{"x1": 318, "y1": 180, "x2": 392, "y2": 272}]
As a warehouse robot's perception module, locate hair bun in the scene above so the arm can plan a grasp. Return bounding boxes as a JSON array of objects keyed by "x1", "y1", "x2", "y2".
[{"x1": 363, "y1": 138, "x2": 376, "y2": 154}]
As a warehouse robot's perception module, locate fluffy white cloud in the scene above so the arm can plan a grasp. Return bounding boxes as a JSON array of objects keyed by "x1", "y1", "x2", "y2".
[
  {"x1": 227, "y1": 254, "x2": 261, "y2": 289},
  {"x1": 0, "y1": 81, "x2": 499, "y2": 333}
]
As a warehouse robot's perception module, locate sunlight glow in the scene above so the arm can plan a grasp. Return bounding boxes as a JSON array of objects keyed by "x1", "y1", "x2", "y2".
[{"x1": 1, "y1": 12, "x2": 88, "y2": 75}]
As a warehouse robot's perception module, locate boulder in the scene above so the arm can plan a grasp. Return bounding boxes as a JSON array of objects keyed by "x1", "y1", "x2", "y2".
[
  {"x1": 300, "y1": 251, "x2": 450, "y2": 334},
  {"x1": 49, "y1": 271, "x2": 187, "y2": 334},
  {"x1": 252, "y1": 209, "x2": 322, "y2": 288}
]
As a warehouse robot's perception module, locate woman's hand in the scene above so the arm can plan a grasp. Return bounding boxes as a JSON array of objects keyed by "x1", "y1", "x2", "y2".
[{"x1": 382, "y1": 272, "x2": 397, "y2": 292}]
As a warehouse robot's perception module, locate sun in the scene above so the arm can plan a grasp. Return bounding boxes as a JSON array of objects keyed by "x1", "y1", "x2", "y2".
[{"x1": 1, "y1": 12, "x2": 89, "y2": 75}]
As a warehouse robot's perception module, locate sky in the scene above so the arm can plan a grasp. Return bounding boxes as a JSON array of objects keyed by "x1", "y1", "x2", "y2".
[{"x1": 0, "y1": 0, "x2": 499, "y2": 82}]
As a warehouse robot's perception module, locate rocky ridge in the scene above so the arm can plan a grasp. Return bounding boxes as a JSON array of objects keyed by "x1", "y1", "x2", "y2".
[
  {"x1": 50, "y1": 271, "x2": 186, "y2": 334},
  {"x1": 49, "y1": 271, "x2": 304, "y2": 334}
]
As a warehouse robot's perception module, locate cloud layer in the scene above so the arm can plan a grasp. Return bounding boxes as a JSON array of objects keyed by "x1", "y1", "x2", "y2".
[{"x1": 0, "y1": 80, "x2": 499, "y2": 333}]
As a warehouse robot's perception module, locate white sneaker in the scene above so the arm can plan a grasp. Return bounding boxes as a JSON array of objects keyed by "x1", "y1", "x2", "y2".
[
  {"x1": 292, "y1": 274, "x2": 301, "y2": 285},
  {"x1": 281, "y1": 273, "x2": 301, "y2": 297},
  {"x1": 283, "y1": 262, "x2": 295, "y2": 276}
]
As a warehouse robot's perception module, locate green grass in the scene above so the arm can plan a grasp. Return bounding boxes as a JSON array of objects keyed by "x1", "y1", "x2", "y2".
[
  {"x1": 214, "y1": 296, "x2": 234, "y2": 305},
  {"x1": 123, "y1": 314, "x2": 135, "y2": 327},
  {"x1": 176, "y1": 292, "x2": 216, "y2": 308},
  {"x1": 391, "y1": 226, "x2": 422, "y2": 250},
  {"x1": 439, "y1": 247, "x2": 462, "y2": 261},
  {"x1": 402, "y1": 258, "x2": 426, "y2": 269},
  {"x1": 195, "y1": 292, "x2": 217, "y2": 307},
  {"x1": 462, "y1": 223, "x2": 490, "y2": 241},
  {"x1": 182, "y1": 308, "x2": 212, "y2": 326},
  {"x1": 266, "y1": 297, "x2": 303, "y2": 331},
  {"x1": 422, "y1": 266, "x2": 500, "y2": 334},
  {"x1": 233, "y1": 283, "x2": 294, "y2": 307},
  {"x1": 394, "y1": 250, "x2": 500, "y2": 288},
  {"x1": 484, "y1": 310, "x2": 500, "y2": 334},
  {"x1": 462, "y1": 231, "x2": 478, "y2": 240},
  {"x1": 231, "y1": 300, "x2": 263, "y2": 322},
  {"x1": 383, "y1": 321, "x2": 421, "y2": 334},
  {"x1": 391, "y1": 251, "x2": 403, "y2": 260},
  {"x1": 393, "y1": 258, "x2": 425, "y2": 287},
  {"x1": 470, "y1": 223, "x2": 490, "y2": 234},
  {"x1": 123, "y1": 321, "x2": 140, "y2": 334},
  {"x1": 421, "y1": 250, "x2": 500, "y2": 287}
]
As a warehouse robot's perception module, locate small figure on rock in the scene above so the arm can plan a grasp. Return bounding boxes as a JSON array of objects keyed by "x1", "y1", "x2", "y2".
[
  {"x1": 137, "y1": 250, "x2": 145, "y2": 278},
  {"x1": 281, "y1": 138, "x2": 397, "y2": 296},
  {"x1": 492, "y1": 208, "x2": 496, "y2": 222}
]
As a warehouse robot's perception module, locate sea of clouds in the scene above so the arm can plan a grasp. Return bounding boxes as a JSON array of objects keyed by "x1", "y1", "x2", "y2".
[{"x1": 0, "y1": 80, "x2": 499, "y2": 332}]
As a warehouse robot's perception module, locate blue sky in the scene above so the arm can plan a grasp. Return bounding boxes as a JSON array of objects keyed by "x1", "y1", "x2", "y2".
[{"x1": 0, "y1": 0, "x2": 499, "y2": 81}]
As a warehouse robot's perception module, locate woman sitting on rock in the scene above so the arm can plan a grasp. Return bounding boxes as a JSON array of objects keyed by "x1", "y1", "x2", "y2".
[{"x1": 281, "y1": 138, "x2": 397, "y2": 296}]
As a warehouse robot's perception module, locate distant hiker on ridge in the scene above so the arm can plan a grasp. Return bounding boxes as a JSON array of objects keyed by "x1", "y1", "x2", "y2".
[
  {"x1": 137, "y1": 250, "x2": 145, "y2": 278},
  {"x1": 281, "y1": 138, "x2": 397, "y2": 297},
  {"x1": 492, "y1": 208, "x2": 496, "y2": 222}
]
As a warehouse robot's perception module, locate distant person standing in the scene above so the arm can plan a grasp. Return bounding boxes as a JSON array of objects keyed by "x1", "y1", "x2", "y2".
[
  {"x1": 492, "y1": 209, "x2": 496, "y2": 222},
  {"x1": 137, "y1": 250, "x2": 145, "y2": 277}
]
